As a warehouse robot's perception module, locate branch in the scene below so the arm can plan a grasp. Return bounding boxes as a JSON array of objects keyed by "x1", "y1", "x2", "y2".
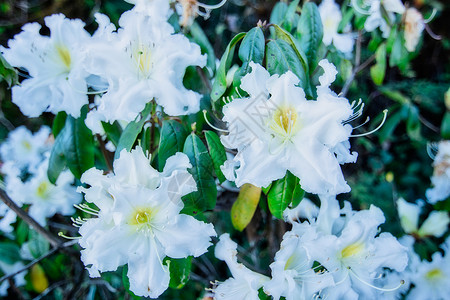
[
  {"x1": 340, "y1": 31, "x2": 375, "y2": 97},
  {"x1": 0, "y1": 189, "x2": 62, "y2": 247},
  {"x1": 0, "y1": 240, "x2": 78, "y2": 284}
]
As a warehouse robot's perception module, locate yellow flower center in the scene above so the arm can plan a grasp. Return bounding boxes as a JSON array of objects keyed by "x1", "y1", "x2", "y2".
[
  {"x1": 56, "y1": 45, "x2": 72, "y2": 69},
  {"x1": 425, "y1": 268, "x2": 444, "y2": 281},
  {"x1": 133, "y1": 45, "x2": 152, "y2": 78},
  {"x1": 36, "y1": 181, "x2": 50, "y2": 198},
  {"x1": 22, "y1": 140, "x2": 32, "y2": 151},
  {"x1": 268, "y1": 105, "x2": 301, "y2": 141},
  {"x1": 341, "y1": 242, "x2": 364, "y2": 259},
  {"x1": 129, "y1": 208, "x2": 155, "y2": 226}
]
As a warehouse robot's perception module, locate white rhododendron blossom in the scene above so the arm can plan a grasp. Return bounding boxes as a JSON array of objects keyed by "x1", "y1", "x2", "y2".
[
  {"x1": 214, "y1": 234, "x2": 269, "y2": 300},
  {"x1": 354, "y1": 0, "x2": 405, "y2": 38},
  {"x1": 220, "y1": 60, "x2": 357, "y2": 194},
  {"x1": 264, "y1": 227, "x2": 334, "y2": 300},
  {"x1": 124, "y1": 0, "x2": 173, "y2": 22},
  {"x1": 400, "y1": 237, "x2": 450, "y2": 299},
  {"x1": 319, "y1": 0, "x2": 354, "y2": 54},
  {"x1": 0, "y1": 126, "x2": 52, "y2": 174},
  {"x1": 426, "y1": 140, "x2": 450, "y2": 204},
  {"x1": 273, "y1": 196, "x2": 408, "y2": 299},
  {"x1": 84, "y1": 7, "x2": 206, "y2": 129},
  {"x1": 0, "y1": 14, "x2": 91, "y2": 117},
  {"x1": 5, "y1": 157, "x2": 80, "y2": 226},
  {"x1": 77, "y1": 147, "x2": 216, "y2": 298},
  {"x1": 283, "y1": 198, "x2": 319, "y2": 223},
  {"x1": 397, "y1": 198, "x2": 449, "y2": 238},
  {"x1": 404, "y1": 8, "x2": 425, "y2": 52},
  {"x1": 0, "y1": 261, "x2": 26, "y2": 296}
]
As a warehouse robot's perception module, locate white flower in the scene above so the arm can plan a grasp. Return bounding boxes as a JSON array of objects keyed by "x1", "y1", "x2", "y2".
[
  {"x1": 319, "y1": 0, "x2": 355, "y2": 54},
  {"x1": 78, "y1": 147, "x2": 216, "y2": 298},
  {"x1": 404, "y1": 8, "x2": 424, "y2": 52},
  {"x1": 264, "y1": 227, "x2": 334, "y2": 300},
  {"x1": 397, "y1": 198, "x2": 449, "y2": 238},
  {"x1": 0, "y1": 14, "x2": 91, "y2": 117},
  {"x1": 214, "y1": 234, "x2": 269, "y2": 300},
  {"x1": 84, "y1": 8, "x2": 206, "y2": 127},
  {"x1": 220, "y1": 60, "x2": 357, "y2": 195},
  {"x1": 0, "y1": 261, "x2": 26, "y2": 296},
  {"x1": 124, "y1": 0, "x2": 173, "y2": 22},
  {"x1": 426, "y1": 141, "x2": 450, "y2": 204},
  {"x1": 291, "y1": 196, "x2": 408, "y2": 299},
  {"x1": 0, "y1": 126, "x2": 52, "y2": 174},
  {"x1": 283, "y1": 198, "x2": 319, "y2": 223},
  {"x1": 405, "y1": 240, "x2": 450, "y2": 299},
  {"x1": 6, "y1": 157, "x2": 81, "y2": 226},
  {"x1": 357, "y1": 0, "x2": 405, "y2": 38}
]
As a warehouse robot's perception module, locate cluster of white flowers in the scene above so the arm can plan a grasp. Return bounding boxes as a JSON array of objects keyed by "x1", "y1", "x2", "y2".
[
  {"x1": 0, "y1": 3, "x2": 206, "y2": 133},
  {"x1": 214, "y1": 196, "x2": 408, "y2": 299},
  {"x1": 0, "y1": 126, "x2": 80, "y2": 231},
  {"x1": 77, "y1": 146, "x2": 216, "y2": 298}
]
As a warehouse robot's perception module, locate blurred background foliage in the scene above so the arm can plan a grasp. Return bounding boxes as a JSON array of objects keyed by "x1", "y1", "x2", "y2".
[{"x1": 0, "y1": 0, "x2": 449, "y2": 299}]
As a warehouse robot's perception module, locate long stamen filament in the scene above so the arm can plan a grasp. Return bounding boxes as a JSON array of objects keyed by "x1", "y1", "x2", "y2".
[
  {"x1": 350, "y1": 109, "x2": 388, "y2": 137},
  {"x1": 203, "y1": 110, "x2": 229, "y2": 133},
  {"x1": 348, "y1": 267, "x2": 404, "y2": 292},
  {"x1": 58, "y1": 232, "x2": 81, "y2": 240}
]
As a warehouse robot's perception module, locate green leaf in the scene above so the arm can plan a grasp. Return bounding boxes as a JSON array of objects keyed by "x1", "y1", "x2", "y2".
[
  {"x1": 48, "y1": 106, "x2": 95, "y2": 182},
  {"x1": 182, "y1": 133, "x2": 217, "y2": 215},
  {"x1": 266, "y1": 39, "x2": 308, "y2": 90},
  {"x1": 441, "y1": 112, "x2": 450, "y2": 139},
  {"x1": 389, "y1": 33, "x2": 408, "y2": 69},
  {"x1": 27, "y1": 229, "x2": 50, "y2": 259},
  {"x1": 16, "y1": 220, "x2": 29, "y2": 245},
  {"x1": 267, "y1": 171, "x2": 302, "y2": 219},
  {"x1": 167, "y1": 257, "x2": 192, "y2": 289},
  {"x1": 0, "y1": 52, "x2": 18, "y2": 87},
  {"x1": 204, "y1": 131, "x2": 227, "y2": 183},
  {"x1": 296, "y1": 2, "x2": 323, "y2": 73},
  {"x1": 284, "y1": 0, "x2": 300, "y2": 32},
  {"x1": 406, "y1": 105, "x2": 421, "y2": 141},
  {"x1": 102, "y1": 121, "x2": 123, "y2": 147},
  {"x1": 370, "y1": 43, "x2": 387, "y2": 86},
  {"x1": 211, "y1": 32, "x2": 246, "y2": 102},
  {"x1": 233, "y1": 27, "x2": 265, "y2": 85},
  {"x1": 189, "y1": 21, "x2": 216, "y2": 75},
  {"x1": 158, "y1": 120, "x2": 189, "y2": 171},
  {"x1": 52, "y1": 112, "x2": 67, "y2": 138},
  {"x1": 114, "y1": 103, "x2": 152, "y2": 160},
  {"x1": 270, "y1": 2, "x2": 288, "y2": 26},
  {"x1": 231, "y1": 183, "x2": 261, "y2": 231},
  {"x1": 271, "y1": 24, "x2": 309, "y2": 82},
  {"x1": 0, "y1": 242, "x2": 21, "y2": 264}
]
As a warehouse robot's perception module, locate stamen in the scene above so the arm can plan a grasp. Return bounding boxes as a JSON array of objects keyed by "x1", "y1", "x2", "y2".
[
  {"x1": 203, "y1": 110, "x2": 229, "y2": 133},
  {"x1": 424, "y1": 8, "x2": 437, "y2": 24},
  {"x1": 74, "y1": 203, "x2": 99, "y2": 216},
  {"x1": 425, "y1": 24, "x2": 442, "y2": 40},
  {"x1": 348, "y1": 267, "x2": 405, "y2": 292},
  {"x1": 350, "y1": 0, "x2": 371, "y2": 15},
  {"x1": 58, "y1": 232, "x2": 81, "y2": 240},
  {"x1": 426, "y1": 142, "x2": 439, "y2": 160},
  {"x1": 197, "y1": 0, "x2": 227, "y2": 10},
  {"x1": 350, "y1": 109, "x2": 388, "y2": 137},
  {"x1": 352, "y1": 117, "x2": 370, "y2": 130}
]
